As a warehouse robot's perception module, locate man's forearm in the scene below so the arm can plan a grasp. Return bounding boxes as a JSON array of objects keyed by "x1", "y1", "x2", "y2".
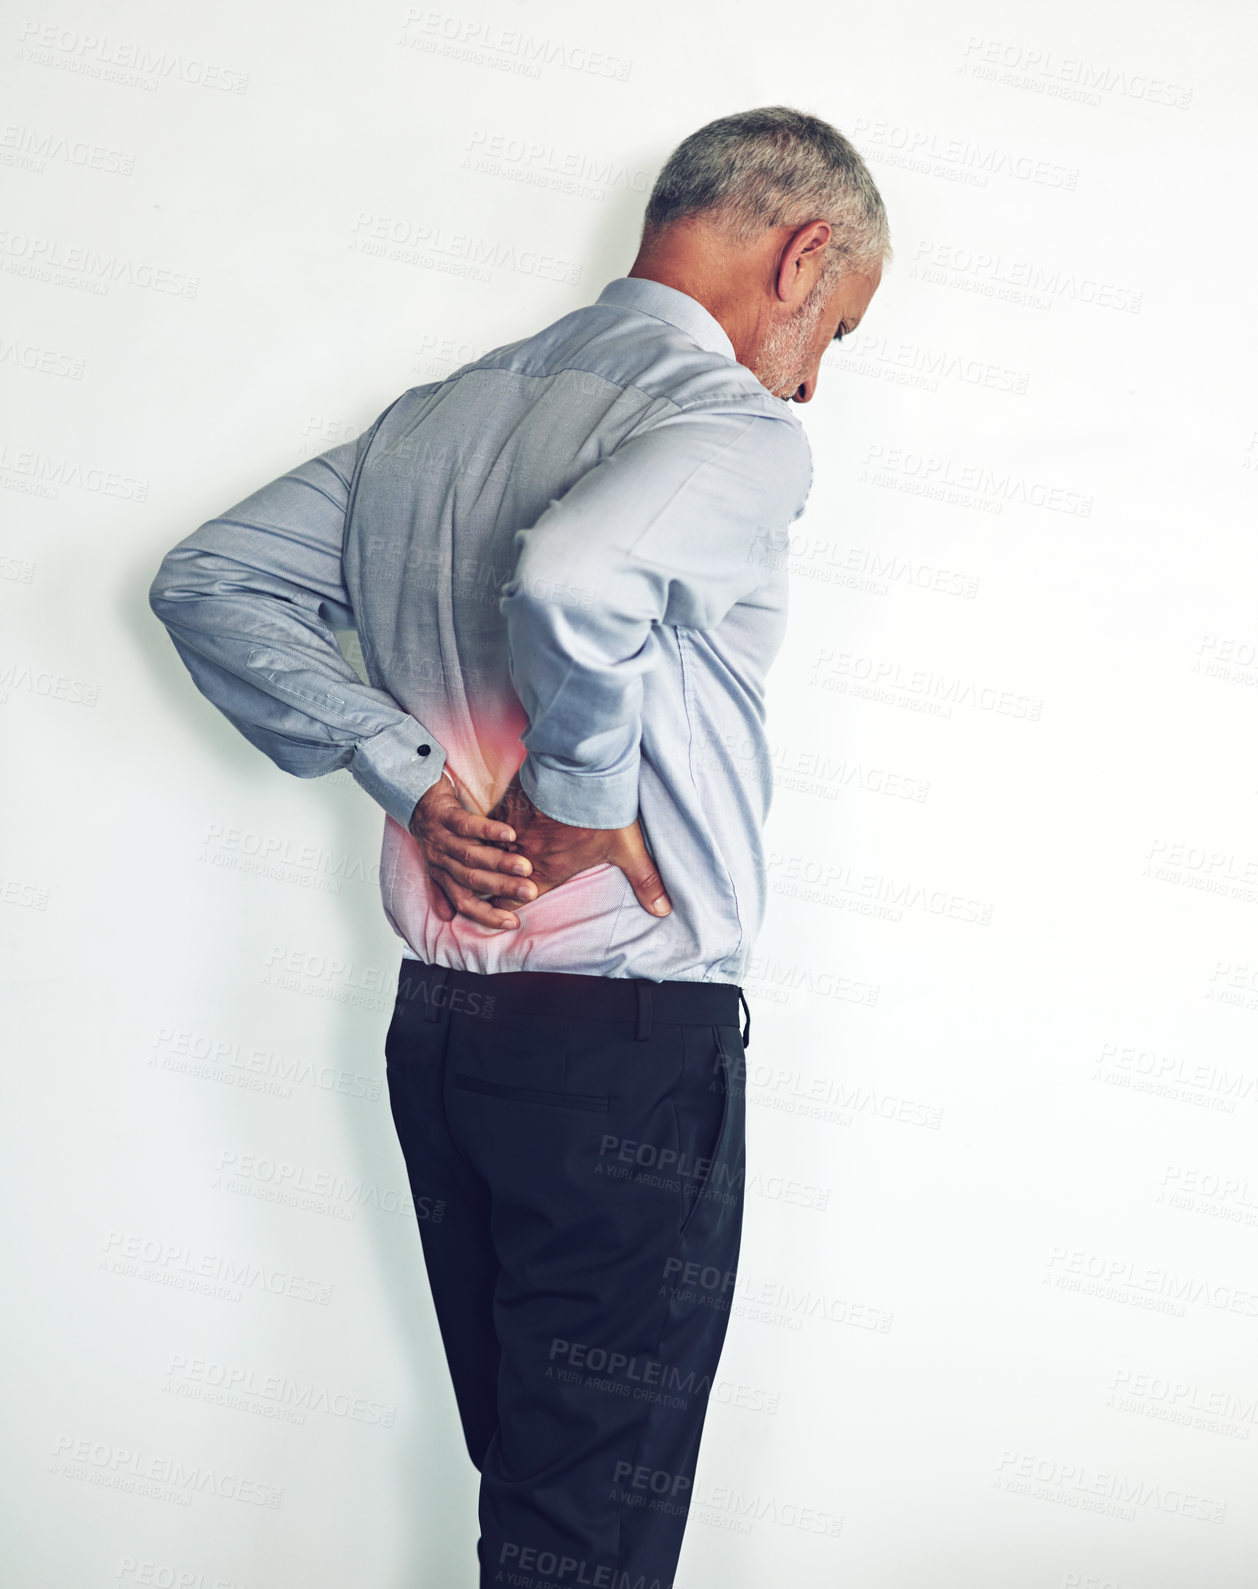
[
  {"x1": 499, "y1": 581, "x2": 654, "y2": 830},
  {"x1": 149, "y1": 429, "x2": 450, "y2": 829}
]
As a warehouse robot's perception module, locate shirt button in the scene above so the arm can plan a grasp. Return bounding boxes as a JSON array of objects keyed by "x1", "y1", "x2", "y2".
[{"x1": 417, "y1": 744, "x2": 431, "y2": 756}]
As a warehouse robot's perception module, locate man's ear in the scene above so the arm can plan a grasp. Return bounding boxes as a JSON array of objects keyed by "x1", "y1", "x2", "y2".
[{"x1": 775, "y1": 220, "x2": 833, "y2": 307}]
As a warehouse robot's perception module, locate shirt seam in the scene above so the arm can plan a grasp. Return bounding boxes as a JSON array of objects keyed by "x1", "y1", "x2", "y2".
[
  {"x1": 675, "y1": 626, "x2": 744, "y2": 977},
  {"x1": 594, "y1": 298, "x2": 734, "y2": 361},
  {"x1": 443, "y1": 360, "x2": 801, "y2": 428}
]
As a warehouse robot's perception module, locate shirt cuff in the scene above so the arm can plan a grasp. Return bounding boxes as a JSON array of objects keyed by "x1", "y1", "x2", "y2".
[
  {"x1": 350, "y1": 718, "x2": 449, "y2": 829},
  {"x1": 518, "y1": 756, "x2": 639, "y2": 830}
]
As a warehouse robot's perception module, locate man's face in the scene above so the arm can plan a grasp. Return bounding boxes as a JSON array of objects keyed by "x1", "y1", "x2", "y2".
[{"x1": 753, "y1": 262, "x2": 882, "y2": 403}]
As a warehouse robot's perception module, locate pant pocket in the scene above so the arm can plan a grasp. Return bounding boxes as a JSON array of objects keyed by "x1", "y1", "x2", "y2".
[
  {"x1": 452, "y1": 1074, "x2": 611, "y2": 1112},
  {"x1": 677, "y1": 1024, "x2": 737, "y2": 1240}
]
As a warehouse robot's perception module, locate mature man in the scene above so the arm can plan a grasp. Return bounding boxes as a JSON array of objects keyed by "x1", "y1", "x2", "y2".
[{"x1": 149, "y1": 106, "x2": 888, "y2": 1589}]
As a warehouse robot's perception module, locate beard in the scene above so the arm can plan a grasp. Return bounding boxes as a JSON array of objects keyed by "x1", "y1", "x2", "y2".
[{"x1": 751, "y1": 274, "x2": 834, "y2": 398}]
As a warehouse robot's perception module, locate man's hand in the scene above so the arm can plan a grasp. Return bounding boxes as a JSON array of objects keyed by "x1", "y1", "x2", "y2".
[
  {"x1": 483, "y1": 769, "x2": 672, "y2": 921},
  {"x1": 409, "y1": 770, "x2": 539, "y2": 931}
]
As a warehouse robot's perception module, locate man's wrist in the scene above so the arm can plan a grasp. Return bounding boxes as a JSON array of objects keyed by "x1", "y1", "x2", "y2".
[
  {"x1": 411, "y1": 766, "x2": 460, "y2": 827},
  {"x1": 351, "y1": 719, "x2": 449, "y2": 829},
  {"x1": 519, "y1": 756, "x2": 637, "y2": 830}
]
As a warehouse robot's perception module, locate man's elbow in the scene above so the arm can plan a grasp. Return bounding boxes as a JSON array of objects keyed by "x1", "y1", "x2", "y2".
[
  {"x1": 148, "y1": 556, "x2": 176, "y2": 622},
  {"x1": 148, "y1": 543, "x2": 208, "y2": 622},
  {"x1": 147, "y1": 549, "x2": 180, "y2": 625},
  {"x1": 498, "y1": 577, "x2": 561, "y2": 634},
  {"x1": 499, "y1": 550, "x2": 628, "y2": 637}
]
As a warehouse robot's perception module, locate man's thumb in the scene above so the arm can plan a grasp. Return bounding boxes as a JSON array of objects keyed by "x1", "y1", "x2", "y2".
[{"x1": 616, "y1": 834, "x2": 671, "y2": 917}]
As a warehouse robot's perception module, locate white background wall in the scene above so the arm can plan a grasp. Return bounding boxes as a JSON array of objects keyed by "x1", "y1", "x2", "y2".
[{"x1": 3, "y1": 1, "x2": 1257, "y2": 1585}]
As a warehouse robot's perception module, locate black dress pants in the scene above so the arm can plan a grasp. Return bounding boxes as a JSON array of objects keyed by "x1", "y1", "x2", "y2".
[{"x1": 383, "y1": 959, "x2": 751, "y2": 1589}]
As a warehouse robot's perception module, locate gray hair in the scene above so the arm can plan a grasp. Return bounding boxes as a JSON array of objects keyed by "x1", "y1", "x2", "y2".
[{"x1": 642, "y1": 106, "x2": 891, "y2": 280}]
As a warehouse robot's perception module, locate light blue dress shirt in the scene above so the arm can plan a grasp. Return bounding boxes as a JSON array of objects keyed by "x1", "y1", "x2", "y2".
[{"x1": 149, "y1": 276, "x2": 814, "y2": 983}]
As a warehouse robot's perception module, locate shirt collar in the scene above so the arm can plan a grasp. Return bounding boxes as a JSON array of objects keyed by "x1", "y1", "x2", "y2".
[{"x1": 595, "y1": 276, "x2": 737, "y2": 362}]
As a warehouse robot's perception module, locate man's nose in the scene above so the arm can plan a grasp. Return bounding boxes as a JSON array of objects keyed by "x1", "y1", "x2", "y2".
[{"x1": 791, "y1": 377, "x2": 816, "y2": 403}]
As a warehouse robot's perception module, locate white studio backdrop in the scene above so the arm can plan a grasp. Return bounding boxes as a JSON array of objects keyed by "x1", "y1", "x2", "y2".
[{"x1": 3, "y1": 1, "x2": 1256, "y2": 1585}]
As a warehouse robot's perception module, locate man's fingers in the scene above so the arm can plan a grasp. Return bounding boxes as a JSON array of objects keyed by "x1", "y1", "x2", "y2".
[
  {"x1": 449, "y1": 834, "x2": 521, "y2": 871},
  {"x1": 477, "y1": 815, "x2": 519, "y2": 845},
  {"x1": 426, "y1": 867, "x2": 456, "y2": 922},
  {"x1": 451, "y1": 810, "x2": 519, "y2": 847},
  {"x1": 435, "y1": 853, "x2": 537, "y2": 900},
  {"x1": 432, "y1": 868, "x2": 521, "y2": 931},
  {"x1": 415, "y1": 775, "x2": 530, "y2": 928},
  {"x1": 485, "y1": 882, "x2": 553, "y2": 911},
  {"x1": 432, "y1": 832, "x2": 533, "y2": 883},
  {"x1": 444, "y1": 807, "x2": 522, "y2": 854}
]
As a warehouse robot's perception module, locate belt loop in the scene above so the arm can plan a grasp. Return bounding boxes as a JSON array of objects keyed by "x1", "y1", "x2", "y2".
[
  {"x1": 425, "y1": 964, "x2": 452, "y2": 1022},
  {"x1": 635, "y1": 980, "x2": 653, "y2": 1041},
  {"x1": 738, "y1": 989, "x2": 751, "y2": 1048}
]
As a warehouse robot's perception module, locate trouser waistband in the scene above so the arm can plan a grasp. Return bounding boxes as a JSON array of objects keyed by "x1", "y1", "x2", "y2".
[{"x1": 395, "y1": 960, "x2": 752, "y2": 1046}]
